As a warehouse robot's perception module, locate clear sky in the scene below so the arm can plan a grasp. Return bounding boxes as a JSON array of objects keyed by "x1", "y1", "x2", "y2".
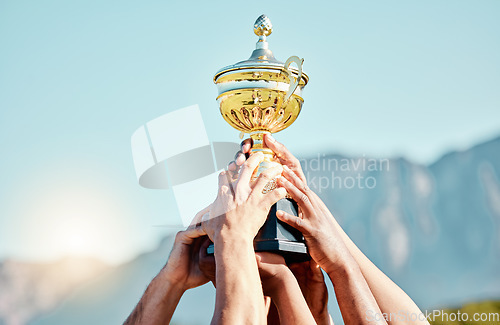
[{"x1": 1, "y1": 0, "x2": 499, "y2": 264}]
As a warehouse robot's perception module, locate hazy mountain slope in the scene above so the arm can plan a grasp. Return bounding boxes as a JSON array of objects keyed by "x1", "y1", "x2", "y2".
[
  {"x1": 0, "y1": 257, "x2": 109, "y2": 325},
  {"x1": 305, "y1": 136, "x2": 500, "y2": 309},
  {"x1": 29, "y1": 236, "x2": 216, "y2": 325}
]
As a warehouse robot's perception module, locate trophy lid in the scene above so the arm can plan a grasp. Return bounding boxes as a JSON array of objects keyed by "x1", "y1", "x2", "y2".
[{"x1": 213, "y1": 15, "x2": 309, "y2": 84}]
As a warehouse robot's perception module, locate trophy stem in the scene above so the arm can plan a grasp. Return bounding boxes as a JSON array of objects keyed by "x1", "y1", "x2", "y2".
[{"x1": 249, "y1": 131, "x2": 280, "y2": 177}]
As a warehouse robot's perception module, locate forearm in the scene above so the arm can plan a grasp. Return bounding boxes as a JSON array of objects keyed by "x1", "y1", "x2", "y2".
[
  {"x1": 124, "y1": 269, "x2": 184, "y2": 325},
  {"x1": 267, "y1": 272, "x2": 316, "y2": 325},
  {"x1": 327, "y1": 257, "x2": 386, "y2": 325},
  {"x1": 330, "y1": 217, "x2": 426, "y2": 324},
  {"x1": 212, "y1": 234, "x2": 266, "y2": 325}
]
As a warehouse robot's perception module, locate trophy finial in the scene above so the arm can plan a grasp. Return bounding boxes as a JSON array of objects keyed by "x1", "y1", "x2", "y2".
[{"x1": 254, "y1": 14, "x2": 272, "y2": 37}]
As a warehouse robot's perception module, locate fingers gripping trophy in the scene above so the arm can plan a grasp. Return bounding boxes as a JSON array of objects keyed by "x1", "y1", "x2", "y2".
[{"x1": 211, "y1": 14, "x2": 309, "y2": 261}]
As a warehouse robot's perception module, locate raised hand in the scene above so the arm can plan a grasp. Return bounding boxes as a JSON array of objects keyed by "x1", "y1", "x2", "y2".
[
  {"x1": 198, "y1": 236, "x2": 216, "y2": 286},
  {"x1": 201, "y1": 152, "x2": 287, "y2": 325},
  {"x1": 202, "y1": 152, "x2": 287, "y2": 243},
  {"x1": 160, "y1": 207, "x2": 212, "y2": 291},
  {"x1": 263, "y1": 133, "x2": 307, "y2": 184},
  {"x1": 230, "y1": 135, "x2": 333, "y2": 323},
  {"x1": 256, "y1": 252, "x2": 290, "y2": 296},
  {"x1": 276, "y1": 165, "x2": 350, "y2": 274},
  {"x1": 125, "y1": 208, "x2": 210, "y2": 325},
  {"x1": 261, "y1": 136, "x2": 387, "y2": 324},
  {"x1": 233, "y1": 135, "x2": 350, "y2": 273},
  {"x1": 288, "y1": 260, "x2": 332, "y2": 325},
  {"x1": 256, "y1": 252, "x2": 316, "y2": 325}
]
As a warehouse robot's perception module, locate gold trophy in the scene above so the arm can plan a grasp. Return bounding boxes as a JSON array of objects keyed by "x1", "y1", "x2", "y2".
[{"x1": 211, "y1": 14, "x2": 309, "y2": 259}]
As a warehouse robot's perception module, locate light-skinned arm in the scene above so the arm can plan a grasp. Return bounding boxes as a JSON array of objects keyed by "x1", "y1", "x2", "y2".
[
  {"x1": 202, "y1": 152, "x2": 287, "y2": 325},
  {"x1": 230, "y1": 139, "x2": 334, "y2": 325}
]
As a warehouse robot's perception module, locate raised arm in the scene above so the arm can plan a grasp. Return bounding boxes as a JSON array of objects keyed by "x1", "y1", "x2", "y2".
[
  {"x1": 229, "y1": 139, "x2": 333, "y2": 325},
  {"x1": 124, "y1": 210, "x2": 208, "y2": 325},
  {"x1": 264, "y1": 134, "x2": 427, "y2": 325},
  {"x1": 288, "y1": 260, "x2": 333, "y2": 325},
  {"x1": 276, "y1": 164, "x2": 386, "y2": 325},
  {"x1": 256, "y1": 252, "x2": 316, "y2": 325},
  {"x1": 202, "y1": 153, "x2": 287, "y2": 325}
]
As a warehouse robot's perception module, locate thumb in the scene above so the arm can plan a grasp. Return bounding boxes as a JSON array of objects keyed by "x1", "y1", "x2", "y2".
[
  {"x1": 255, "y1": 253, "x2": 263, "y2": 267},
  {"x1": 276, "y1": 209, "x2": 308, "y2": 234},
  {"x1": 183, "y1": 224, "x2": 207, "y2": 240}
]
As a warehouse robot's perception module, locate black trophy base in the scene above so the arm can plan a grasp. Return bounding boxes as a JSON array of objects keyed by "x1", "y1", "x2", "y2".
[{"x1": 207, "y1": 198, "x2": 310, "y2": 263}]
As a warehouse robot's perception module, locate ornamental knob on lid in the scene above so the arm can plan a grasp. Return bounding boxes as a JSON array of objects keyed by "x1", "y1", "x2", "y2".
[
  {"x1": 214, "y1": 14, "x2": 309, "y2": 80},
  {"x1": 213, "y1": 14, "x2": 309, "y2": 167},
  {"x1": 254, "y1": 14, "x2": 273, "y2": 37},
  {"x1": 247, "y1": 14, "x2": 279, "y2": 63}
]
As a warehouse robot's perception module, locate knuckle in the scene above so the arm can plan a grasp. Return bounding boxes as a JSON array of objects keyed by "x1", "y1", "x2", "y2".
[
  {"x1": 260, "y1": 172, "x2": 271, "y2": 181},
  {"x1": 175, "y1": 231, "x2": 184, "y2": 241},
  {"x1": 235, "y1": 188, "x2": 248, "y2": 202},
  {"x1": 243, "y1": 159, "x2": 253, "y2": 169},
  {"x1": 275, "y1": 187, "x2": 286, "y2": 198},
  {"x1": 300, "y1": 193, "x2": 310, "y2": 204},
  {"x1": 247, "y1": 195, "x2": 257, "y2": 206},
  {"x1": 289, "y1": 157, "x2": 300, "y2": 169},
  {"x1": 220, "y1": 185, "x2": 229, "y2": 196}
]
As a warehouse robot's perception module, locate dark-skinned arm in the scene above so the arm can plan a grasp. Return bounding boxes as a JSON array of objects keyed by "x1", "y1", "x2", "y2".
[
  {"x1": 257, "y1": 252, "x2": 316, "y2": 325},
  {"x1": 124, "y1": 220, "x2": 208, "y2": 325}
]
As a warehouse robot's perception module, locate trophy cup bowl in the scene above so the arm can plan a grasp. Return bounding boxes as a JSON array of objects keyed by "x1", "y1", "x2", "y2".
[
  {"x1": 216, "y1": 70, "x2": 306, "y2": 170},
  {"x1": 214, "y1": 15, "x2": 309, "y2": 174},
  {"x1": 211, "y1": 15, "x2": 310, "y2": 261}
]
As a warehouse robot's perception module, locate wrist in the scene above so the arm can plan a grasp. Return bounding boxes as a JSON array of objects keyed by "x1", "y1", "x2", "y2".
[
  {"x1": 213, "y1": 228, "x2": 254, "y2": 247},
  {"x1": 159, "y1": 267, "x2": 188, "y2": 293},
  {"x1": 264, "y1": 269, "x2": 295, "y2": 298},
  {"x1": 318, "y1": 243, "x2": 357, "y2": 275},
  {"x1": 326, "y1": 258, "x2": 362, "y2": 285},
  {"x1": 213, "y1": 231, "x2": 255, "y2": 263},
  {"x1": 313, "y1": 306, "x2": 331, "y2": 325}
]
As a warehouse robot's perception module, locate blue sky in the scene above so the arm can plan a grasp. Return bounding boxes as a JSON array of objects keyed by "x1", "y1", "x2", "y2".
[{"x1": 1, "y1": 0, "x2": 499, "y2": 264}]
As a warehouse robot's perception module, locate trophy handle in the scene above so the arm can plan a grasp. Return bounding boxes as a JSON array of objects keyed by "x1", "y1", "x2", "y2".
[{"x1": 283, "y1": 56, "x2": 304, "y2": 104}]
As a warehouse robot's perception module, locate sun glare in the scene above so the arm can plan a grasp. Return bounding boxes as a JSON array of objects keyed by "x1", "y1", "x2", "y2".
[
  {"x1": 26, "y1": 185, "x2": 133, "y2": 264},
  {"x1": 60, "y1": 221, "x2": 90, "y2": 256}
]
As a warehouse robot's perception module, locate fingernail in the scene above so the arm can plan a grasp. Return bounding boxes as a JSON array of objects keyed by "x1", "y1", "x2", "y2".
[
  {"x1": 267, "y1": 134, "x2": 276, "y2": 143},
  {"x1": 235, "y1": 154, "x2": 245, "y2": 165}
]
